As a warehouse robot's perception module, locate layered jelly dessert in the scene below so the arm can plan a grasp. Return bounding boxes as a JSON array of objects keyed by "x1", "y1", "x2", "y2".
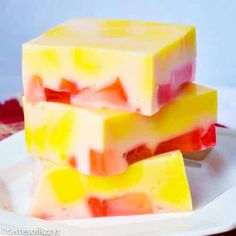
[
  {"x1": 22, "y1": 18, "x2": 196, "y2": 115},
  {"x1": 24, "y1": 83, "x2": 217, "y2": 176},
  {"x1": 21, "y1": 18, "x2": 218, "y2": 220},
  {"x1": 31, "y1": 151, "x2": 192, "y2": 219}
]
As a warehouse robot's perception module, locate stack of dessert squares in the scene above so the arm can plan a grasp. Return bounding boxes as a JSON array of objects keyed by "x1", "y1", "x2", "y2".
[{"x1": 22, "y1": 19, "x2": 217, "y2": 219}]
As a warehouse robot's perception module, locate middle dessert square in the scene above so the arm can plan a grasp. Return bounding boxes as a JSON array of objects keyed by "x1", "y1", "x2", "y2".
[{"x1": 23, "y1": 83, "x2": 217, "y2": 176}]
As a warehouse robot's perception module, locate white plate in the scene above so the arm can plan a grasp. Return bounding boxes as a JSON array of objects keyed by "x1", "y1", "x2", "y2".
[{"x1": 0, "y1": 127, "x2": 236, "y2": 236}]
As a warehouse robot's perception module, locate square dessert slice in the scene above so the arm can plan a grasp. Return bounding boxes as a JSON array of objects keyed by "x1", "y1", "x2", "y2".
[
  {"x1": 24, "y1": 83, "x2": 217, "y2": 176},
  {"x1": 31, "y1": 151, "x2": 192, "y2": 219},
  {"x1": 23, "y1": 18, "x2": 196, "y2": 115}
]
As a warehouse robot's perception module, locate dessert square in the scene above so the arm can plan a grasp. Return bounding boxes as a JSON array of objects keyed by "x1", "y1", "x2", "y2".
[
  {"x1": 22, "y1": 18, "x2": 196, "y2": 115},
  {"x1": 24, "y1": 83, "x2": 217, "y2": 176}
]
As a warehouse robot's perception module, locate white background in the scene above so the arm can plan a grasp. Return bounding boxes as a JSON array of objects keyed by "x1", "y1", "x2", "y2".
[{"x1": 0, "y1": 0, "x2": 236, "y2": 100}]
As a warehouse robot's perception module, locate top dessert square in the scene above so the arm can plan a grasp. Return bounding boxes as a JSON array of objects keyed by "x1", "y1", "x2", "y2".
[{"x1": 22, "y1": 18, "x2": 196, "y2": 115}]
